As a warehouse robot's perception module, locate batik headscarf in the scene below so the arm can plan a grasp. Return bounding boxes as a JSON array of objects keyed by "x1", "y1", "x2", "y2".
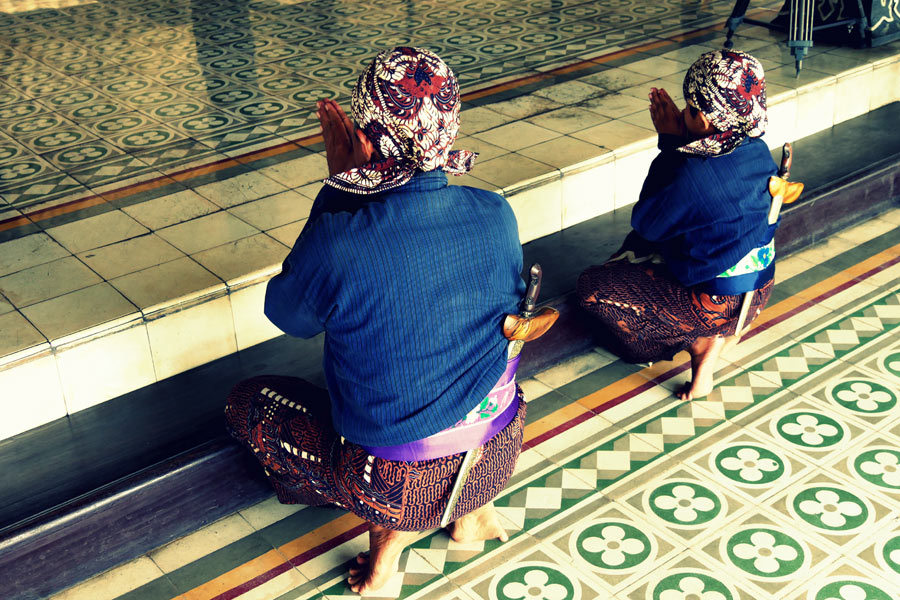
[
  {"x1": 679, "y1": 50, "x2": 767, "y2": 157},
  {"x1": 324, "y1": 47, "x2": 476, "y2": 194}
]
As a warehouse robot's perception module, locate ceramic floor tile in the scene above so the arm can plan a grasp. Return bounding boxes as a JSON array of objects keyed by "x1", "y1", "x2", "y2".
[
  {"x1": 45, "y1": 209, "x2": 148, "y2": 255},
  {"x1": 570, "y1": 119, "x2": 654, "y2": 152},
  {"x1": 0, "y1": 231, "x2": 70, "y2": 277},
  {"x1": 49, "y1": 556, "x2": 165, "y2": 600},
  {"x1": 192, "y1": 170, "x2": 290, "y2": 209},
  {"x1": 227, "y1": 190, "x2": 314, "y2": 231},
  {"x1": 471, "y1": 121, "x2": 560, "y2": 153},
  {"x1": 77, "y1": 234, "x2": 185, "y2": 281},
  {"x1": 534, "y1": 496, "x2": 684, "y2": 595},
  {"x1": 109, "y1": 256, "x2": 222, "y2": 311},
  {"x1": 0, "y1": 310, "x2": 46, "y2": 357},
  {"x1": 121, "y1": 188, "x2": 218, "y2": 230},
  {"x1": 20, "y1": 282, "x2": 138, "y2": 342},
  {"x1": 156, "y1": 210, "x2": 258, "y2": 255},
  {"x1": 517, "y1": 136, "x2": 609, "y2": 171},
  {"x1": 191, "y1": 233, "x2": 286, "y2": 285},
  {"x1": 471, "y1": 153, "x2": 557, "y2": 190},
  {"x1": 149, "y1": 513, "x2": 256, "y2": 574},
  {"x1": 0, "y1": 255, "x2": 101, "y2": 308},
  {"x1": 483, "y1": 94, "x2": 564, "y2": 120},
  {"x1": 457, "y1": 107, "x2": 515, "y2": 136},
  {"x1": 266, "y1": 219, "x2": 306, "y2": 247},
  {"x1": 255, "y1": 152, "x2": 327, "y2": 189}
]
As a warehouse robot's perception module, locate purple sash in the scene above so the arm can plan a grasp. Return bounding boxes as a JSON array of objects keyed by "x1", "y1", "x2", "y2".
[{"x1": 362, "y1": 355, "x2": 520, "y2": 461}]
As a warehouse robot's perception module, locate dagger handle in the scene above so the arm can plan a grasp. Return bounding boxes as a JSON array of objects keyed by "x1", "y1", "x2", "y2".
[
  {"x1": 521, "y1": 263, "x2": 542, "y2": 317},
  {"x1": 779, "y1": 142, "x2": 792, "y2": 179}
]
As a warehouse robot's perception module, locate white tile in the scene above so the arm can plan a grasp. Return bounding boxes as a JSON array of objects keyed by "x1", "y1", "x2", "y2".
[
  {"x1": 579, "y1": 93, "x2": 648, "y2": 119},
  {"x1": 506, "y1": 178, "x2": 562, "y2": 244},
  {"x1": 49, "y1": 556, "x2": 164, "y2": 600},
  {"x1": 472, "y1": 121, "x2": 559, "y2": 152},
  {"x1": 266, "y1": 220, "x2": 306, "y2": 247},
  {"x1": 0, "y1": 256, "x2": 102, "y2": 308},
  {"x1": 795, "y1": 78, "x2": 836, "y2": 139},
  {"x1": 764, "y1": 93, "x2": 797, "y2": 149},
  {"x1": 77, "y1": 234, "x2": 185, "y2": 280},
  {"x1": 517, "y1": 136, "x2": 609, "y2": 170},
  {"x1": 21, "y1": 283, "x2": 139, "y2": 342},
  {"x1": 238, "y1": 567, "x2": 308, "y2": 600},
  {"x1": 55, "y1": 322, "x2": 155, "y2": 414},
  {"x1": 525, "y1": 106, "x2": 610, "y2": 135},
  {"x1": 834, "y1": 65, "x2": 873, "y2": 125},
  {"x1": 191, "y1": 233, "x2": 287, "y2": 286},
  {"x1": 0, "y1": 310, "x2": 46, "y2": 358},
  {"x1": 561, "y1": 156, "x2": 616, "y2": 228},
  {"x1": 620, "y1": 55, "x2": 689, "y2": 78},
  {"x1": 534, "y1": 350, "x2": 616, "y2": 389},
  {"x1": 239, "y1": 495, "x2": 306, "y2": 531},
  {"x1": 458, "y1": 106, "x2": 515, "y2": 136},
  {"x1": 0, "y1": 232, "x2": 70, "y2": 277},
  {"x1": 230, "y1": 279, "x2": 285, "y2": 351},
  {"x1": 0, "y1": 350, "x2": 66, "y2": 440},
  {"x1": 256, "y1": 153, "x2": 327, "y2": 188},
  {"x1": 110, "y1": 257, "x2": 223, "y2": 311},
  {"x1": 570, "y1": 120, "x2": 654, "y2": 152},
  {"x1": 835, "y1": 217, "x2": 899, "y2": 245},
  {"x1": 0, "y1": 294, "x2": 12, "y2": 316},
  {"x1": 613, "y1": 147, "x2": 657, "y2": 209},
  {"x1": 149, "y1": 513, "x2": 256, "y2": 573},
  {"x1": 519, "y1": 377, "x2": 553, "y2": 402},
  {"x1": 146, "y1": 295, "x2": 237, "y2": 380},
  {"x1": 531, "y1": 80, "x2": 605, "y2": 104},
  {"x1": 122, "y1": 188, "x2": 218, "y2": 230},
  {"x1": 193, "y1": 170, "x2": 290, "y2": 209},
  {"x1": 774, "y1": 254, "x2": 817, "y2": 281},
  {"x1": 485, "y1": 94, "x2": 563, "y2": 120},
  {"x1": 870, "y1": 56, "x2": 900, "y2": 110},
  {"x1": 454, "y1": 135, "x2": 510, "y2": 162},
  {"x1": 228, "y1": 190, "x2": 314, "y2": 231},
  {"x1": 46, "y1": 210, "x2": 149, "y2": 254},
  {"x1": 156, "y1": 211, "x2": 259, "y2": 255},
  {"x1": 472, "y1": 153, "x2": 558, "y2": 191},
  {"x1": 579, "y1": 68, "x2": 654, "y2": 92}
]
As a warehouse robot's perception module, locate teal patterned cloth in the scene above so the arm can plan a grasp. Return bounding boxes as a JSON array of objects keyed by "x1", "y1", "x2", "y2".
[{"x1": 718, "y1": 239, "x2": 775, "y2": 278}]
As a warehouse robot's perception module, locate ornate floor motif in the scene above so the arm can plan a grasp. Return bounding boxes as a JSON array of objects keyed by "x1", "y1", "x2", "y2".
[{"x1": 0, "y1": 0, "x2": 745, "y2": 214}]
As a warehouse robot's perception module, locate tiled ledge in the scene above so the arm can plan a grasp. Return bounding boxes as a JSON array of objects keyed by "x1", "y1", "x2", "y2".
[{"x1": 1, "y1": 42, "x2": 899, "y2": 441}]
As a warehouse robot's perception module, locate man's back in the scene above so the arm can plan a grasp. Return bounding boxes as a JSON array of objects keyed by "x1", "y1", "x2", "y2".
[{"x1": 265, "y1": 170, "x2": 525, "y2": 445}]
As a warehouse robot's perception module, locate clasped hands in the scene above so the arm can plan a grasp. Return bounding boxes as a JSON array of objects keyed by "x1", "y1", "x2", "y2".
[
  {"x1": 317, "y1": 99, "x2": 375, "y2": 176},
  {"x1": 648, "y1": 87, "x2": 685, "y2": 137}
]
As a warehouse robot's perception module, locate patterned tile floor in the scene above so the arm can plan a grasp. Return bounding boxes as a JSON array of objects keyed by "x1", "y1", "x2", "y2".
[
  {"x1": 48, "y1": 212, "x2": 900, "y2": 599},
  {"x1": 0, "y1": 0, "x2": 778, "y2": 226}
]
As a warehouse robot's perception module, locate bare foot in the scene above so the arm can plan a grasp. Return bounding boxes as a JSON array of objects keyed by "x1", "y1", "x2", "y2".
[
  {"x1": 347, "y1": 524, "x2": 419, "y2": 594},
  {"x1": 447, "y1": 502, "x2": 509, "y2": 543},
  {"x1": 677, "y1": 335, "x2": 727, "y2": 401}
]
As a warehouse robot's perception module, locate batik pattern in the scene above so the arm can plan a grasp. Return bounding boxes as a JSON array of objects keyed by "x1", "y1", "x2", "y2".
[
  {"x1": 577, "y1": 257, "x2": 773, "y2": 363},
  {"x1": 324, "y1": 47, "x2": 476, "y2": 194},
  {"x1": 225, "y1": 376, "x2": 526, "y2": 531},
  {"x1": 680, "y1": 50, "x2": 767, "y2": 157}
]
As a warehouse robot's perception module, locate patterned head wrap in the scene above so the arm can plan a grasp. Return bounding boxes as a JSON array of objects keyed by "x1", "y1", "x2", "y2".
[
  {"x1": 324, "y1": 47, "x2": 476, "y2": 194},
  {"x1": 680, "y1": 50, "x2": 767, "y2": 157}
]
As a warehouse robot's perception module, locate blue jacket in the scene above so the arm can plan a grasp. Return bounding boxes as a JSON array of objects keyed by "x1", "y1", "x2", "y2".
[
  {"x1": 264, "y1": 170, "x2": 525, "y2": 445},
  {"x1": 631, "y1": 135, "x2": 778, "y2": 291}
]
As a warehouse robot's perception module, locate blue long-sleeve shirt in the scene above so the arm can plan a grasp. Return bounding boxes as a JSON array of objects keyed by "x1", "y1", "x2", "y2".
[
  {"x1": 265, "y1": 170, "x2": 525, "y2": 446},
  {"x1": 631, "y1": 135, "x2": 778, "y2": 287}
]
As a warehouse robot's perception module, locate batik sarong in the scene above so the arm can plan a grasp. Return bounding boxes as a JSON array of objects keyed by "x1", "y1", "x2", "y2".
[
  {"x1": 577, "y1": 254, "x2": 773, "y2": 364},
  {"x1": 225, "y1": 376, "x2": 525, "y2": 531}
]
